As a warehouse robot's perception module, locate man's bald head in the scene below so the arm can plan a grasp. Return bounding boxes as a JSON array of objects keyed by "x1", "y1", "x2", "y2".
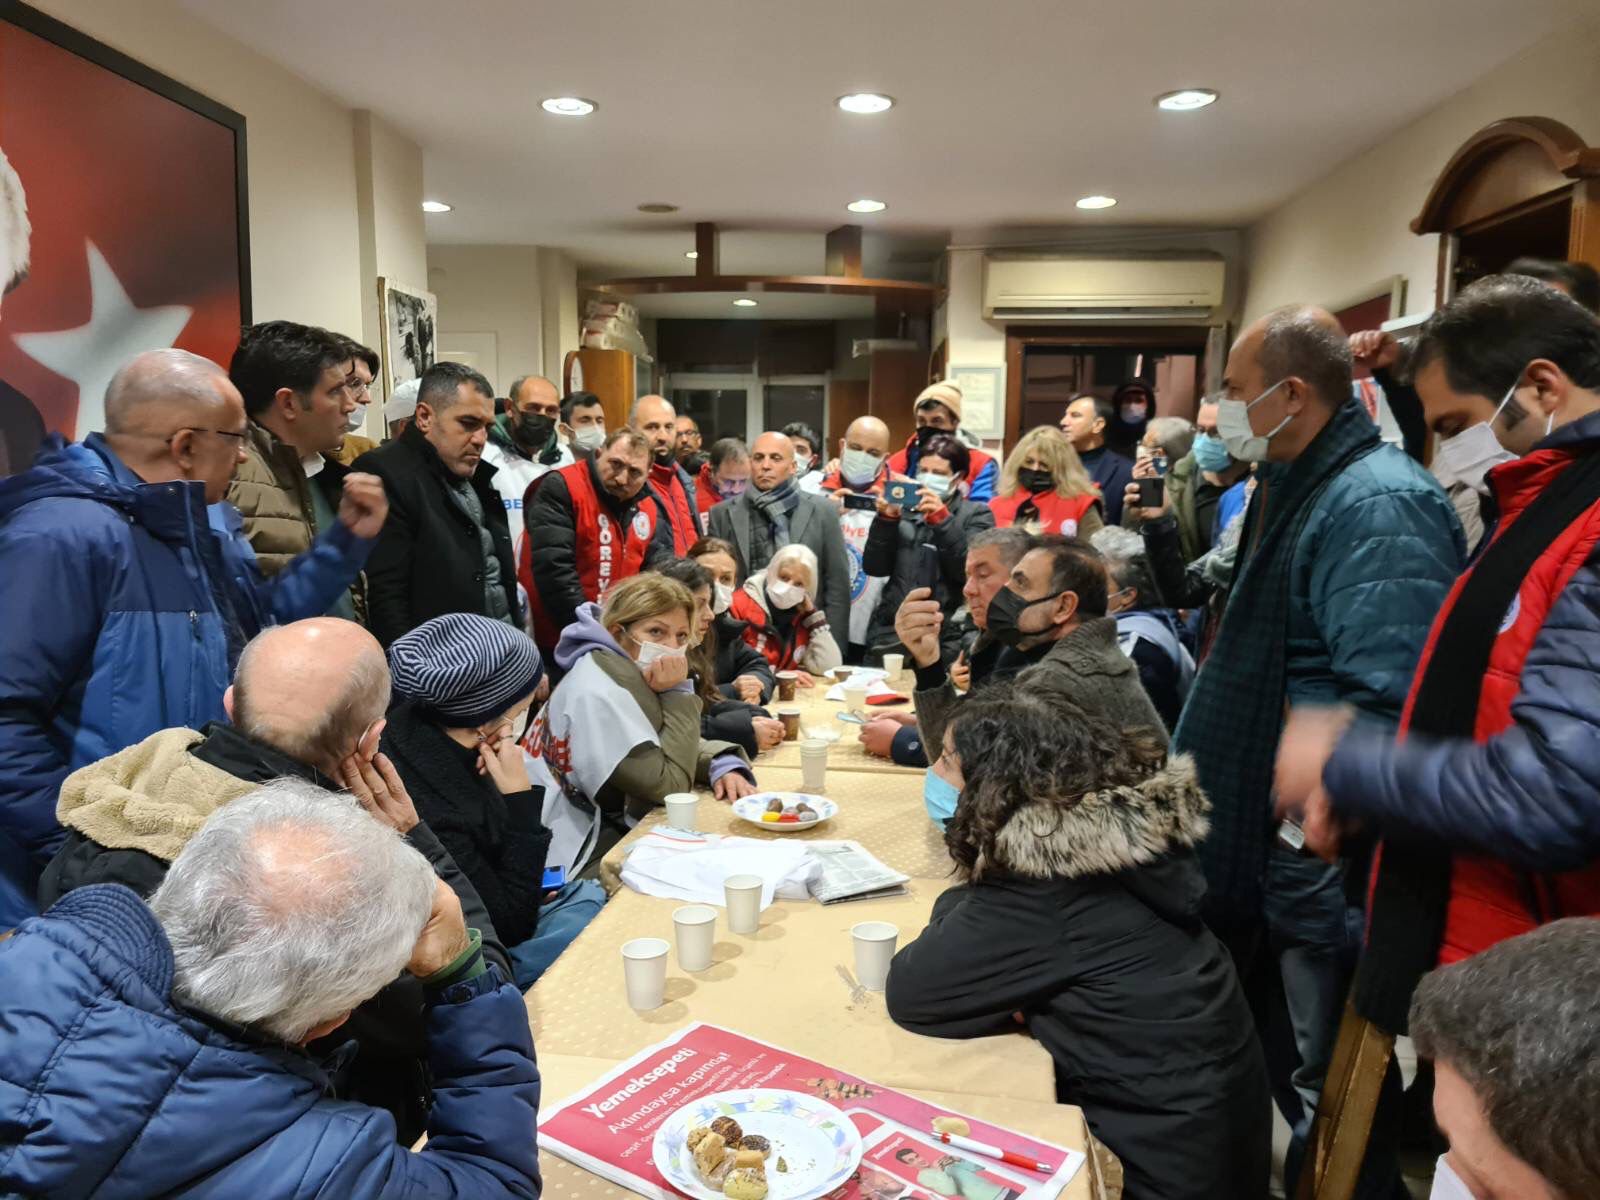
[
  {"x1": 843, "y1": 415, "x2": 891, "y2": 456},
  {"x1": 103, "y1": 349, "x2": 235, "y2": 435},
  {"x1": 229, "y1": 618, "x2": 391, "y2": 773},
  {"x1": 749, "y1": 430, "x2": 796, "y2": 491},
  {"x1": 631, "y1": 394, "x2": 678, "y2": 464},
  {"x1": 1239, "y1": 305, "x2": 1353, "y2": 411}
]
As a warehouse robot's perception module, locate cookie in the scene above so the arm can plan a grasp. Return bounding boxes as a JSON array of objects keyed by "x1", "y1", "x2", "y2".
[
  {"x1": 687, "y1": 1127, "x2": 717, "y2": 1153},
  {"x1": 735, "y1": 1149, "x2": 766, "y2": 1169},
  {"x1": 723, "y1": 1167, "x2": 769, "y2": 1200},
  {"x1": 738, "y1": 1135, "x2": 772, "y2": 1158},
  {"x1": 707, "y1": 1150, "x2": 738, "y2": 1187},
  {"x1": 692, "y1": 1131, "x2": 727, "y2": 1179},
  {"x1": 709, "y1": 1116, "x2": 744, "y2": 1145}
]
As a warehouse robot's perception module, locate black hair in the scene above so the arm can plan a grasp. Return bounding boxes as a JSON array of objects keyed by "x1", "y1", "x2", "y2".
[
  {"x1": 1071, "y1": 392, "x2": 1116, "y2": 428},
  {"x1": 341, "y1": 338, "x2": 380, "y2": 375},
  {"x1": 1257, "y1": 308, "x2": 1354, "y2": 410},
  {"x1": 919, "y1": 433, "x2": 970, "y2": 478},
  {"x1": 417, "y1": 360, "x2": 494, "y2": 413},
  {"x1": 229, "y1": 321, "x2": 353, "y2": 418},
  {"x1": 1410, "y1": 274, "x2": 1600, "y2": 403},
  {"x1": 783, "y1": 421, "x2": 822, "y2": 456},
  {"x1": 709, "y1": 436, "x2": 750, "y2": 470},
  {"x1": 1505, "y1": 257, "x2": 1600, "y2": 315},
  {"x1": 561, "y1": 391, "x2": 604, "y2": 422},
  {"x1": 1028, "y1": 534, "x2": 1108, "y2": 617}
]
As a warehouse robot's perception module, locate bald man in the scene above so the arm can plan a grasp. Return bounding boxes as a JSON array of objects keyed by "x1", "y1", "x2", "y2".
[
  {"x1": 36, "y1": 615, "x2": 508, "y2": 1143},
  {"x1": 707, "y1": 429, "x2": 850, "y2": 637},
  {"x1": 816, "y1": 416, "x2": 895, "y2": 654},
  {"x1": 484, "y1": 374, "x2": 573, "y2": 569},
  {"x1": 632, "y1": 394, "x2": 703, "y2": 554},
  {"x1": 1164, "y1": 305, "x2": 1464, "y2": 1186},
  {"x1": 0, "y1": 349, "x2": 384, "y2": 925}
]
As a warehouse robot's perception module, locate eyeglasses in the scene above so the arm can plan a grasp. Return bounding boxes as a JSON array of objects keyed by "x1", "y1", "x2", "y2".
[
  {"x1": 167, "y1": 427, "x2": 249, "y2": 446},
  {"x1": 347, "y1": 379, "x2": 372, "y2": 397}
]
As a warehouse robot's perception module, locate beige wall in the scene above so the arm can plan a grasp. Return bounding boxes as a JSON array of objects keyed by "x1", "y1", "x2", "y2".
[
  {"x1": 537, "y1": 247, "x2": 580, "y2": 382},
  {"x1": 354, "y1": 112, "x2": 428, "y2": 354},
  {"x1": 427, "y1": 244, "x2": 544, "y2": 393},
  {"x1": 1242, "y1": 17, "x2": 1600, "y2": 323}
]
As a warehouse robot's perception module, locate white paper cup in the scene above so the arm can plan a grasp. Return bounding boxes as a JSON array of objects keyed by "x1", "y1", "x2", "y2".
[
  {"x1": 664, "y1": 792, "x2": 698, "y2": 832},
  {"x1": 843, "y1": 681, "x2": 870, "y2": 712},
  {"x1": 724, "y1": 873, "x2": 763, "y2": 935},
  {"x1": 882, "y1": 652, "x2": 904, "y2": 678},
  {"x1": 621, "y1": 937, "x2": 670, "y2": 1009},
  {"x1": 672, "y1": 904, "x2": 717, "y2": 972},
  {"x1": 852, "y1": 921, "x2": 899, "y2": 991},
  {"x1": 800, "y1": 739, "x2": 828, "y2": 792}
]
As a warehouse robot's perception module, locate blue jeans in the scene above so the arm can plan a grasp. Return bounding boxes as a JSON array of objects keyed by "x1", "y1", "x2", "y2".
[{"x1": 507, "y1": 879, "x2": 606, "y2": 989}]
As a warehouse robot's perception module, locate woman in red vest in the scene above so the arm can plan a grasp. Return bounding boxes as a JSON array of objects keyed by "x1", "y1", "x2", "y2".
[
  {"x1": 989, "y1": 427, "x2": 1105, "y2": 539},
  {"x1": 727, "y1": 543, "x2": 844, "y2": 681}
]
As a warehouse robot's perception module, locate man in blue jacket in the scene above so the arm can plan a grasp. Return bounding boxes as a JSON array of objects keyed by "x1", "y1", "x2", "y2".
[
  {"x1": 0, "y1": 349, "x2": 385, "y2": 926},
  {"x1": 1172, "y1": 307, "x2": 1464, "y2": 1194},
  {"x1": 0, "y1": 779, "x2": 541, "y2": 1198}
]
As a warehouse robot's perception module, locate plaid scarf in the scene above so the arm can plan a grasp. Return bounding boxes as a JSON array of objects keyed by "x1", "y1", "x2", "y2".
[
  {"x1": 750, "y1": 476, "x2": 801, "y2": 547},
  {"x1": 1174, "y1": 399, "x2": 1380, "y2": 929}
]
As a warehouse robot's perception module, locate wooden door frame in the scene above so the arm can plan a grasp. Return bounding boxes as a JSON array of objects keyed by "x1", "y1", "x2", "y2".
[{"x1": 1003, "y1": 325, "x2": 1212, "y2": 449}]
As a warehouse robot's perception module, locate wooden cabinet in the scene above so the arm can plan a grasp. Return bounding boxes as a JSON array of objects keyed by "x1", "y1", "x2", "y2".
[{"x1": 563, "y1": 348, "x2": 637, "y2": 433}]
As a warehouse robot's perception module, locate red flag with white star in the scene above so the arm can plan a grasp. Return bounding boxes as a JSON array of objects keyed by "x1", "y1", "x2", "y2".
[{"x1": 0, "y1": 12, "x2": 245, "y2": 468}]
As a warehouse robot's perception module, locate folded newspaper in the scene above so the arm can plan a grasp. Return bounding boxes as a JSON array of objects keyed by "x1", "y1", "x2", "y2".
[{"x1": 805, "y1": 840, "x2": 911, "y2": 904}]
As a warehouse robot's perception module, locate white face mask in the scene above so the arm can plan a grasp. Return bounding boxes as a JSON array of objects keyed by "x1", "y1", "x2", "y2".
[
  {"x1": 573, "y1": 424, "x2": 606, "y2": 452},
  {"x1": 1217, "y1": 379, "x2": 1293, "y2": 463},
  {"x1": 1433, "y1": 376, "x2": 1524, "y2": 496},
  {"x1": 1427, "y1": 1155, "x2": 1477, "y2": 1200},
  {"x1": 766, "y1": 578, "x2": 805, "y2": 610},
  {"x1": 917, "y1": 472, "x2": 953, "y2": 498},
  {"x1": 633, "y1": 637, "x2": 685, "y2": 669},
  {"x1": 793, "y1": 450, "x2": 812, "y2": 475},
  {"x1": 840, "y1": 447, "x2": 883, "y2": 487},
  {"x1": 712, "y1": 582, "x2": 733, "y2": 614},
  {"x1": 345, "y1": 406, "x2": 367, "y2": 434}
]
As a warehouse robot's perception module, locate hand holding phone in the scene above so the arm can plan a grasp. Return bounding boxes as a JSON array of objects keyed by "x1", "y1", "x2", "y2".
[{"x1": 883, "y1": 479, "x2": 920, "y2": 509}]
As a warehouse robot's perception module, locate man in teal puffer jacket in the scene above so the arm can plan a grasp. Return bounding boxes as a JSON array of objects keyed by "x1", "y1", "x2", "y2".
[{"x1": 1172, "y1": 306, "x2": 1464, "y2": 1196}]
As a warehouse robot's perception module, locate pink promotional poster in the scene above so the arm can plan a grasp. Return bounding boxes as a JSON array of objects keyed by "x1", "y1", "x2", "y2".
[{"x1": 539, "y1": 1023, "x2": 1086, "y2": 1200}]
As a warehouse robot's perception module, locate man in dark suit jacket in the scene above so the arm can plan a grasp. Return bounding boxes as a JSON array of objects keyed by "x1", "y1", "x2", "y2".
[
  {"x1": 353, "y1": 362, "x2": 518, "y2": 646},
  {"x1": 708, "y1": 429, "x2": 850, "y2": 636}
]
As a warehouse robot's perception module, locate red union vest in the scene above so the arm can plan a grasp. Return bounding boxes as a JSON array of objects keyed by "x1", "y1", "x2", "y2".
[
  {"x1": 988, "y1": 489, "x2": 1099, "y2": 536},
  {"x1": 521, "y1": 461, "x2": 656, "y2": 649}
]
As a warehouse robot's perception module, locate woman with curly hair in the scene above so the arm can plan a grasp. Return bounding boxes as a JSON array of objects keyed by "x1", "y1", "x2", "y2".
[
  {"x1": 988, "y1": 426, "x2": 1104, "y2": 539},
  {"x1": 885, "y1": 679, "x2": 1270, "y2": 1200}
]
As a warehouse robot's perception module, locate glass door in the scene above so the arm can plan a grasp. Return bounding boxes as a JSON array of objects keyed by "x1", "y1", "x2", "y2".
[{"x1": 663, "y1": 373, "x2": 763, "y2": 444}]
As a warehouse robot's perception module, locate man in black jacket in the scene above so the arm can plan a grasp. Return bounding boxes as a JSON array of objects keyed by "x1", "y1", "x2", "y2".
[
  {"x1": 353, "y1": 361, "x2": 519, "y2": 646},
  {"x1": 36, "y1": 617, "x2": 506, "y2": 1146}
]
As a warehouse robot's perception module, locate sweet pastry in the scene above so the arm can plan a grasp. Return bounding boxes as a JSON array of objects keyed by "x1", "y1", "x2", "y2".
[
  {"x1": 706, "y1": 1150, "x2": 738, "y2": 1187},
  {"x1": 692, "y1": 1131, "x2": 727, "y2": 1178},
  {"x1": 734, "y1": 1149, "x2": 766, "y2": 1169},
  {"x1": 723, "y1": 1166, "x2": 769, "y2": 1200},
  {"x1": 687, "y1": 1127, "x2": 716, "y2": 1153},
  {"x1": 931, "y1": 1116, "x2": 970, "y2": 1137},
  {"x1": 738, "y1": 1135, "x2": 772, "y2": 1157},
  {"x1": 709, "y1": 1116, "x2": 744, "y2": 1145},
  {"x1": 766, "y1": 798, "x2": 784, "y2": 813}
]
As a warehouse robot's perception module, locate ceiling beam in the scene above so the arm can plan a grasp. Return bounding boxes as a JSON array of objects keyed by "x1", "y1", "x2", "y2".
[
  {"x1": 592, "y1": 274, "x2": 936, "y2": 303},
  {"x1": 825, "y1": 225, "x2": 863, "y2": 278},
  {"x1": 695, "y1": 222, "x2": 719, "y2": 277}
]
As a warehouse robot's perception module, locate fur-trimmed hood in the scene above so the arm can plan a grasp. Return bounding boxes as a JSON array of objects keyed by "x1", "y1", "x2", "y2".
[{"x1": 992, "y1": 754, "x2": 1212, "y2": 923}]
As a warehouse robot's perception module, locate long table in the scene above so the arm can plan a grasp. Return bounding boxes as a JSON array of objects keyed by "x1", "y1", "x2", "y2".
[{"x1": 525, "y1": 674, "x2": 1123, "y2": 1200}]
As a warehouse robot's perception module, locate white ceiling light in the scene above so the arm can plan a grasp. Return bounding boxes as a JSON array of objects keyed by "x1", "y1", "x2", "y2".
[
  {"x1": 685, "y1": 250, "x2": 699, "y2": 260},
  {"x1": 733, "y1": 298, "x2": 758, "y2": 308},
  {"x1": 421, "y1": 200, "x2": 453, "y2": 213},
  {"x1": 847, "y1": 198, "x2": 887, "y2": 214},
  {"x1": 837, "y1": 92, "x2": 894, "y2": 115},
  {"x1": 1075, "y1": 194, "x2": 1118, "y2": 210},
  {"x1": 1155, "y1": 88, "x2": 1219, "y2": 112},
  {"x1": 542, "y1": 96, "x2": 598, "y2": 117}
]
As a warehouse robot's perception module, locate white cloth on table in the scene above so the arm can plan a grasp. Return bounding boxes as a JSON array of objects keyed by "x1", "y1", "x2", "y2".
[{"x1": 619, "y1": 830, "x2": 820, "y2": 908}]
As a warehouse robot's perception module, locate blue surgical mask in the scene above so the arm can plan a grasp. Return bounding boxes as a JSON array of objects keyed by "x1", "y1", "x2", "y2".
[
  {"x1": 923, "y1": 769, "x2": 961, "y2": 829},
  {"x1": 1191, "y1": 431, "x2": 1232, "y2": 473},
  {"x1": 916, "y1": 472, "x2": 953, "y2": 498}
]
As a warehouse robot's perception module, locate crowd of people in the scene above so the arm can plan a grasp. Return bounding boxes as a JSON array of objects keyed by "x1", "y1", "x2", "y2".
[{"x1": 3, "y1": 262, "x2": 1600, "y2": 1199}]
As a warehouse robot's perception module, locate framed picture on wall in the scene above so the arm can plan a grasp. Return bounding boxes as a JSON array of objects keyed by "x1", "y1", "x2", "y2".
[
  {"x1": 948, "y1": 365, "x2": 1004, "y2": 441},
  {"x1": 376, "y1": 277, "x2": 437, "y2": 399},
  {"x1": 0, "y1": 0, "x2": 250, "y2": 475}
]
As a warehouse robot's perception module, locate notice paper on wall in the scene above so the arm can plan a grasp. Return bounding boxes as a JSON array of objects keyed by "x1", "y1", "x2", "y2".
[{"x1": 539, "y1": 1023, "x2": 1086, "y2": 1200}]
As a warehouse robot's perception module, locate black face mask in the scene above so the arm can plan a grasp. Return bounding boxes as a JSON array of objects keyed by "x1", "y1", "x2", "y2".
[
  {"x1": 1017, "y1": 467, "x2": 1054, "y2": 494},
  {"x1": 984, "y1": 585, "x2": 1068, "y2": 648},
  {"x1": 514, "y1": 411, "x2": 555, "y2": 449},
  {"x1": 914, "y1": 424, "x2": 941, "y2": 447}
]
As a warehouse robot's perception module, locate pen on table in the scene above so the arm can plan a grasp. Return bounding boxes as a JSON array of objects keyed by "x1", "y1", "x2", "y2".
[{"x1": 933, "y1": 1130, "x2": 1054, "y2": 1173}]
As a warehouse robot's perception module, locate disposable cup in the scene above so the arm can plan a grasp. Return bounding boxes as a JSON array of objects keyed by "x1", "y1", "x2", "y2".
[
  {"x1": 778, "y1": 708, "x2": 802, "y2": 741},
  {"x1": 852, "y1": 921, "x2": 899, "y2": 991},
  {"x1": 724, "y1": 874, "x2": 763, "y2": 935},
  {"x1": 672, "y1": 905, "x2": 717, "y2": 972},
  {"x1": 843, "y1": 681, "x2": 870, "y2": 712},
  {"x1": 621, "y1": 937, "x2": 670, "y2": 1009},
  {"x1": 775, "y1": 671, "x2": 799, "y2": 701},
  {"x1": 882, "y1": 652, "x2": 904, "y2": 679},
  {"x1": 664, "y1": 792, "x2": 698, "y2": 832},
  {"x1": 800, "y1": 739, "x2": 828, "y2": 792}
]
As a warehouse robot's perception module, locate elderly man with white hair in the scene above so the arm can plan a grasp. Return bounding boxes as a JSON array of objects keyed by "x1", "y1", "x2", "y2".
[{"x1": 0, "y1": 780, "x2": 541, "y2": 1199}]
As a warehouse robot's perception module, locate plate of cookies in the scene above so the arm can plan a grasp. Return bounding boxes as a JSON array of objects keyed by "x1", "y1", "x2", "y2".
[
  {"x1": 730, "y1": 793, "x2": 839, "y2": 832},
  {"x1": 653, "y1": 1089, "x2": 863, "y2": 1200}
]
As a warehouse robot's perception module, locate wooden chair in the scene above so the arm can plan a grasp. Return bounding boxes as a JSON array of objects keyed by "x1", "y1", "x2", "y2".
[{"x1": 1293, "y1": 1000, "x2": 1393, "y2": 1200}]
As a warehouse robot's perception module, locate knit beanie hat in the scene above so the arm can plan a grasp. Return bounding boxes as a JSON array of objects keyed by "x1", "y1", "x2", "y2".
[
  {"x1": 388, "y1": 613, "x2": 544, "y2": 727},
  {"x1": 914, "y1": 381, "x2": 963, "y2": 422}
]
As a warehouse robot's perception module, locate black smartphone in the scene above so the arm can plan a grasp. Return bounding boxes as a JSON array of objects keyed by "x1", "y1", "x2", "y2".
[
  {"x1": 911, "y1": 543, "x2": 941, "y2": 592},
  {"x1": 1138, "y1": 477, "x2": 1165, "y2": 508},
  {"x1": 841, "y1": 492, "x2": 877, "y2": 512}
]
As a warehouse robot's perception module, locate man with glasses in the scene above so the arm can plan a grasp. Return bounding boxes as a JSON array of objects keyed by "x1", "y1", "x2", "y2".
[
  {"x1": 0, "y1": 348, "x2": 384, "y2": 927},
  {"x1": 333, "y1": 337, "x2": 381, "y2": 466}
]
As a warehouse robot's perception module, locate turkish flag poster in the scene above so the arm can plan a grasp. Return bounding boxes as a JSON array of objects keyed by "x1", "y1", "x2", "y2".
[{"x1": 0, "y1": 2, "x2": 249, "y2": 475}]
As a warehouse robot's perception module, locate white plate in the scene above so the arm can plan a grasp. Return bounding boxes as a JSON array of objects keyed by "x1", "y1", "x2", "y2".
[
  {"x1": 653, "y1": 1088, "x2": 864, "y2": 1200},
  {"x1": 731, "y1": 792, "x2": 838, "y2": 832}
]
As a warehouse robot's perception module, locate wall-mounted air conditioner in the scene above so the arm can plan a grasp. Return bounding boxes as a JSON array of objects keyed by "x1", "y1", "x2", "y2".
[{"x1": 983, "y1": 255, "x2": 1228, "y2": 322}]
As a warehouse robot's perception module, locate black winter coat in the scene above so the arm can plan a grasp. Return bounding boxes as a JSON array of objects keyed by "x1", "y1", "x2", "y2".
[
  {"x1": 887, "y1": 757, "x2": 1270, "y2": 1200},
  {"x1": 861, "y1": 496, "x2": 994, "y2": 660},
  {"x1": 381, "y1": 702, "x2": 552, "y2": 948},
  {"x1": 352, "y1": 424, "x2": 519, "y2": 647},
  {"x1": 711, "y1": 612, "x2": 776, "y2": 702}
]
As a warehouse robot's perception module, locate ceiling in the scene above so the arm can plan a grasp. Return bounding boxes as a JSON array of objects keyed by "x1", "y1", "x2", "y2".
[
  {"x1": 629, "y1": 292, "x2": 877, "y2": 321},
  {"x1": 184, "y1": 0, "x2": 1591, "y2": 280}
]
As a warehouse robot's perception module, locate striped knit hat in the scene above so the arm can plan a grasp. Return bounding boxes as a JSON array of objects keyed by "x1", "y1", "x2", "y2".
[{"x1": 388, "y1": 613, "x2": 544, "y2": 727}]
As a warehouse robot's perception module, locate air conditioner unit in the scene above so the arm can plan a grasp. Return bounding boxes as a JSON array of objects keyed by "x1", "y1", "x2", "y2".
[{"x1": 983, "y1": 255, "x2": 1227, "y2": 322}]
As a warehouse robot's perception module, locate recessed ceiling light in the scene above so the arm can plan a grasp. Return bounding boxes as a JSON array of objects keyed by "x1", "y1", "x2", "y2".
[
  {"x1": 1076, "y1": 195, "x2": 1118, "y2": 210},
  {"x1": 638, "y1": 202, "x2": 679, "y2": 214},
  {"x1": 847, "y1": 198, "x2": 887, "y2": 214},
  {"x1": 837, "y1": 92, "x2": 894, "y2": 114},
  {"x1": 733, "y1": 298, "x2": 758, "y2": 308},
  {"x1": 1155, "y1": 88, "x2": 1218, "y2": 112},
  {"x1": 421, "y1": 200, "x2": 452, "y2": 214},
  {"x1": 685, "y1": 251, "x2": 699, "y2": 260},
  {"x1": 542, "y1": 96, "x2": 597, "y2": 117}
]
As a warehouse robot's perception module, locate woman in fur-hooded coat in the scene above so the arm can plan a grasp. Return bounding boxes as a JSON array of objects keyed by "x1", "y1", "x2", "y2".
[{"x1": 886, "y1": 681, "x2": 1270, "y2": 1200}]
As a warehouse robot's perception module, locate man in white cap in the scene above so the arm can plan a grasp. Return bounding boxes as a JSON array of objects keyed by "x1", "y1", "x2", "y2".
[
  {"x1": 384, "y1": 377, "x2": 421, "y2": 440},
  {"x1": 885, "y1": 382, "x2": 999, "y2": 503}
]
